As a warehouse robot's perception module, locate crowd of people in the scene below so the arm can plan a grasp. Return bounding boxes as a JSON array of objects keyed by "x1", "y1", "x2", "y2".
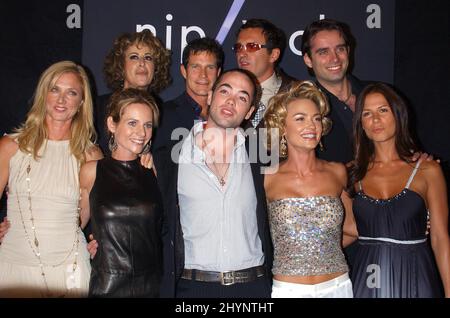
[{"x1": 0, "y1": 18, "x2": 448, "y2": 298}]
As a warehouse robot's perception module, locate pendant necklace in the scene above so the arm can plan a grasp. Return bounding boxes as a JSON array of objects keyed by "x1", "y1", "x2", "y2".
[{"x1": 201, "y1": 133, "x2": 230, "y2": 187}]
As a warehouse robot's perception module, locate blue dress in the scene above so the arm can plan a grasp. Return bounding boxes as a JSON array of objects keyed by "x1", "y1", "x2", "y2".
[{"x1": 350, "y1": 161, "x2": 444, "y2": 298}]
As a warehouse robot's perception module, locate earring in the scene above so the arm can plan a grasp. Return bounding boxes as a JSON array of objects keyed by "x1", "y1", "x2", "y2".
[
  {"x1": 141, "y1": 140, "x2": 151, "y2": 155},
  {"x1": 280, "y1": 135, "x2": 288, "y2": 158},
  {"x1": 319, "y1": 140, "x2": 324, "y2": 152},
  {"x1": 108, "y1": 134, "x2": 118, "y2": 152}
]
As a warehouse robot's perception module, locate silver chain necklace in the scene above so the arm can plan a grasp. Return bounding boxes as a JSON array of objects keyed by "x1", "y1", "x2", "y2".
[{"x1": 201, "y1": 133, "x2": 230, "y2": 187}]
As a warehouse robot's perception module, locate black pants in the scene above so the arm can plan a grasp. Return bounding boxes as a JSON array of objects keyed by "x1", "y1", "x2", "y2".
[{"x1": 176, "y1": 276, "x2": 271, "y2": 298}]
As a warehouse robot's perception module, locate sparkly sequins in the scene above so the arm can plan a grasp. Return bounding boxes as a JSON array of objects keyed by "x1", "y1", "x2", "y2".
[{"x1": 268, "y1": 196, "x2": 348, "y2": 276}]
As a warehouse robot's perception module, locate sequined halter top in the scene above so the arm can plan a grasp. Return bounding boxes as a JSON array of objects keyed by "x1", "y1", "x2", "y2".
[{"x1": 268, "y1": 196, "x2": 349, "y2": 276}]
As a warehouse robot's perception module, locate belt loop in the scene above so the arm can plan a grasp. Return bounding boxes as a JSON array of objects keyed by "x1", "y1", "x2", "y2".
[{"x1": 192, "y1": 269, "x2": 196, "y2": 281}]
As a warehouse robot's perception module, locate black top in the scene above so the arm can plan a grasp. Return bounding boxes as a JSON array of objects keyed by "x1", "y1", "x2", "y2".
[
  {"x1": 152, "y1": 91, "x2": 204, "y2": 177},
  {"x1": 152, "y1": 91, "x2": 203, "y2": 154},
  {"x1": 316, "y1": 75, "x2": 368, "y2": 164},
  {"x1": 88, "y1": 156, "x2": 164, "y2": 297}
]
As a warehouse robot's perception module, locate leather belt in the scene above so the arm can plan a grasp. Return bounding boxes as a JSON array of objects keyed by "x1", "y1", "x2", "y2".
[{"x1": 181, "y1": 265, "x2": 265, "y2": 285}]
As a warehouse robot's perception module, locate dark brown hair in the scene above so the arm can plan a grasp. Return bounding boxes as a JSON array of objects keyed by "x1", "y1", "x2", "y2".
[
  {"x1": 348, "y1": 82, "x2": 419, "y2": 196},
  {"x1": 211, "y1": 68, "x2": 262, "y2": 107},
  {"x1": 106, "y1": 88, "x2": 160, "y2": 139}
]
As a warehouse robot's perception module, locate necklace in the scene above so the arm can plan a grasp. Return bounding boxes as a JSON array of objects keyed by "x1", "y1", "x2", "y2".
[
  {"x1": 339, "y1": 84, "x2": 353, "y2": 105},
  {"x1": 201, "y1": 133, "x2": 230, "y2": 187},
  {"x1": 15, "y1": 153, "x2": 80, "y2": 297}
]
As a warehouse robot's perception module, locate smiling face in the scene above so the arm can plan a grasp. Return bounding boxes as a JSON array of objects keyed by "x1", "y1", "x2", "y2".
[
  {"x1": 207, "y1": 71, "x2": 255, "y2": 130},
  {"x1": 108, "y1": 102, "x2": 154, "y2": 160},
  {"x1": 181, "y1": 51, "x2": 220, "y2": 99},
  {"x1": 123, "y1": 43, "x2": 155, "y2": 90},
  {"x1": 45, "y1": 72, "x2": 83, "y2": 124},
  {"x1": 361, "y1": 92, "x2": 396, "y2": 143},
  {"x1": 303, "y1": 30, "x2": 349, "y2": 86},
  {"x1": 284, "y1": 98, "x2": 323, "y2": 152}
]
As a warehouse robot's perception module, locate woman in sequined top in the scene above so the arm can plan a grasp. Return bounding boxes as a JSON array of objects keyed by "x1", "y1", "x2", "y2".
[
  {"x1": 263, "y1": 80, "x2": 353, "y2": 298},
  {"x1": 345, "y1": 82, "x2": 449, "y2": 298}
]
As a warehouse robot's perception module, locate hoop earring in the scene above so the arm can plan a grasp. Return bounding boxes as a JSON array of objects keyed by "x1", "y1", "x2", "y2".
[
  {"x1": 141, "y1": 140, "x2": 151, "y2": 155},
  {"x1": 108, "y1": 134, "x2": 118, "y2": 152},
  {"x1": 280, "y1": 135, "x2": 288, "y2": 158}
]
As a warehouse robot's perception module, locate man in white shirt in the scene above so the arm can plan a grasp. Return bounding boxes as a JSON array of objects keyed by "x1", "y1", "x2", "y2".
[{"x1": 158, "y1": 69, "x2": 273, "y2": 298}]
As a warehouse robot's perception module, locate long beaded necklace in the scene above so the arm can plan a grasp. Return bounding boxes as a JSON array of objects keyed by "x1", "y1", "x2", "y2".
[{"x1": 15, "y1": 152, "x2": 80, "y2": 297}]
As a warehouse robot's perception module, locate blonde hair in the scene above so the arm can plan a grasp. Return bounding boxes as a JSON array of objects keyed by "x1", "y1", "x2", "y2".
[
  {"x1": 14, "y1": 61, "x2": 96, "y2": 164},
  {"x1": 264, "y1": 80, "x2": 331, "y2": 158}
]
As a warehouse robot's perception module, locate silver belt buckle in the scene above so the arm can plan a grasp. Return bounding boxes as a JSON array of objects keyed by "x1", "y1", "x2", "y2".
[{"x1": 220, "y1": 271, "x2": 235, "y2": 285}]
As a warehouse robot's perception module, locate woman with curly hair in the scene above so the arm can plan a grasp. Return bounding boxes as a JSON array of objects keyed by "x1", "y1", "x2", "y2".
[
  {"x1": 263, "y1": 80, "x2": 353, "y2": 298},
  {"x1": 96, "y1": 30, "x2": 171, "y2": 154}
]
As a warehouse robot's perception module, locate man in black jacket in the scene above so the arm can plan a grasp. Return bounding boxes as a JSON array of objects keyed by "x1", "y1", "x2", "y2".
[{"x1": 152, "y1": 37, "x2": 223, "y2": 159}]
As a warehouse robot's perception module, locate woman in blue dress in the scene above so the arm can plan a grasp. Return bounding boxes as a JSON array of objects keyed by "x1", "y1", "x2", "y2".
[{"x1": 345, "y1": 82, "x2": 449, "y2": 297}]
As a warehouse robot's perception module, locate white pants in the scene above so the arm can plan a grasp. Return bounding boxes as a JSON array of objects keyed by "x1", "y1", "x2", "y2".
[{"x1": 271, "y1": 273, "x2": 353, "y2": 298}]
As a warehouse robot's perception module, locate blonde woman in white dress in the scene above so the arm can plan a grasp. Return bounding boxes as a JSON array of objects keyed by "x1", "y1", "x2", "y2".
[{"x1": 0, "y1": 61, "x2": 102, "y2": 297}]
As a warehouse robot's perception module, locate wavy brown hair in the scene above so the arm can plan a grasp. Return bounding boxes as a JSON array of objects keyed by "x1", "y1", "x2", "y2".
[
  {"x1": 13, "y1": 61, "x2": 96, "y2": 164},
  {"x1": 264, "y1": 80, "x2": 331, "y2": 158},
  {"x1": 348, "y1": 82, "x2": 419, "y2": 196},
  {"x1": 106, "y1": 88, "x2": 160, "y2": 140},
  {"x1": 103, "y1": 30, "x2": 171, "y2": 94}
]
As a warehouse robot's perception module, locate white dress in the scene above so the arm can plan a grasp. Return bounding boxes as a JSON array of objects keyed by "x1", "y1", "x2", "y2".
[{"x1": 0, "y1": 140, "x2": 90, "y2": 297}]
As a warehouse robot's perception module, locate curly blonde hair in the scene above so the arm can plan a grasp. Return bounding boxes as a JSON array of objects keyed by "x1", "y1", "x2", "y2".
[
  {"x1": 263, "y1": 80, "x2": 331, "y2": 158},
  {"x1": 103, "y1": 30, "x2": 171, "y2": 94},
  {"x1": 14, "y1": 61, "x2": 96, "y2": 164}
]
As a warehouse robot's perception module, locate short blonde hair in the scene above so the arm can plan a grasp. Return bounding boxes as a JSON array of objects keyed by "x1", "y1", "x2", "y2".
[
  {"x1": 263, "y1": 80, "x2": 331, "y2": 157},
  {"x1": 14, "y1": 60, "x2": 96, "y2": 164}
]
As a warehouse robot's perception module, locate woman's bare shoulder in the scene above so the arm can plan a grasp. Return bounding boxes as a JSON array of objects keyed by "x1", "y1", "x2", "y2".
[
  {"x1": 419, "y1": 159, "x2": 443, "y2": 179},
  {"x1": 85, "y1": 144, "x2": 103, "y2": 162},
  {"x1": 0, "y1": 135, "x2": 19, "y2": 158}
]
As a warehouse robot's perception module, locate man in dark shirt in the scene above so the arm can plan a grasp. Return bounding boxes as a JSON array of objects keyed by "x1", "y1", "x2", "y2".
[
  {"x1": 301, "y1": 19, "x2": 369, "y2": 163},
  {"x1": 152, "y1": 37, "x2": 224, "y2": 157}
]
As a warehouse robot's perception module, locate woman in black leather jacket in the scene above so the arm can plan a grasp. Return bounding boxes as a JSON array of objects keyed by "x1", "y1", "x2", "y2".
[{"x1": 79, "y1": 88, "x2": 164, "y2": 297}]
